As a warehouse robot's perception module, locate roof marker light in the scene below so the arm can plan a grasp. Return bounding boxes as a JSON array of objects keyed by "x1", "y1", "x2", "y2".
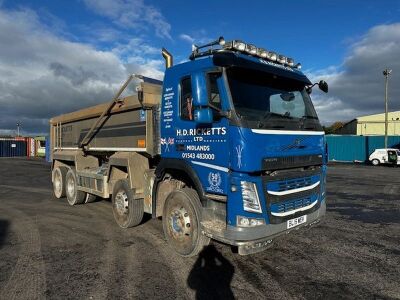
[{"x1": 287, "y1": 57, "x2": 294, "y2": 67}]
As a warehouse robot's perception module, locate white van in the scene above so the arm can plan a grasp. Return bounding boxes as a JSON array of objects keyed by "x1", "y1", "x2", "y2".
[{"x1": 369, "y1": 148, "x2": 400, "y2": 166}]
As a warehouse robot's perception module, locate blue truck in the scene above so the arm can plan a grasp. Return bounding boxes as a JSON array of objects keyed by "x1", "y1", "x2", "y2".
[{"x1": 50, "y1": 37, "x2": 328, "y2": 256}]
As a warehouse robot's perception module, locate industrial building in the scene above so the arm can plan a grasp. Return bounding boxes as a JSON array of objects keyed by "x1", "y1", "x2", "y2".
[{"x1": 335, "y1": 111, "x2": 400, "y2": 135}]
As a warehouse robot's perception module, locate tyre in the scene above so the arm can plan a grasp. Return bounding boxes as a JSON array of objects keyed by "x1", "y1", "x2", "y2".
[
  {"x1": 162, "y1": 187, "x2": 210, "y2": 257},
  {"x1": 112, "y1": 179, "x2": 144, "y2": 228},
  {"x1": 53, "y1": 166, "x2": 67, "y2": 198},
  {"x1": 85, "y1": 193, "x2": 97, "y2": 204},
  {"x1": 65, "y1": 169, "x2": 86, "y2": 205},
  {"x1": 371, "y1": 159, "x2": 380, "y2": 166}
]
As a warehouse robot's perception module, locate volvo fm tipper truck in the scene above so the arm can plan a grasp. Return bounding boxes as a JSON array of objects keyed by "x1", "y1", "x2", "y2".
[{"x1": 50, "y1": 37, "x2": 328, "y2": 256}]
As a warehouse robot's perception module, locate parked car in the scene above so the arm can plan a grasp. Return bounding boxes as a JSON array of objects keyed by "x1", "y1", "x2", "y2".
[{"x1": 369, "y1": 148, "x2": 400, "y2": 166}]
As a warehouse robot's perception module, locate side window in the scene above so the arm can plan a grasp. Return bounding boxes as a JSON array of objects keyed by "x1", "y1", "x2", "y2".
[
  {"x1": 208, "y1": 73, "x2": 222, "y2": 110},
  {"x1": 180, "y1": 77, "x2": 193, "y2": 121}
]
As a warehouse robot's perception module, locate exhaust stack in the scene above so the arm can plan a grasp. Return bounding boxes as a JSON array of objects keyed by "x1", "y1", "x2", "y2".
[{"x1": 161, "y1": 48, "x2": 173, "y2": 68}]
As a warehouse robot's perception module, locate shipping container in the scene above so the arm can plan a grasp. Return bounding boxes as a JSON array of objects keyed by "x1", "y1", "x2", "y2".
[
  {"x1": 326, "y1": 135, "x2": 400, "y2": 162},
  {"x1": 45, "y1": 135, "x2": 51, "y2": 162},
  {"x1": 34, "y1": 136, "x2": 46, "y2": 157},
  {"x1": 0, "y1": 138, "x2": 27, "y2": 157}
]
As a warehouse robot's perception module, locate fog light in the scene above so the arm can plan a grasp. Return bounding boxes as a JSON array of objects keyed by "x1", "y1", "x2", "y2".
[{"x1": 237, "y1": 216, "x2": 265, "y2": 227}]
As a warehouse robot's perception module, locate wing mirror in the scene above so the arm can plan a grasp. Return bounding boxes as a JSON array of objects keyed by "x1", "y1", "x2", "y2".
[
  {"x1": 307, "y1": 80, "x2": 329, "y2": 94},
  {"x1": 318, "y1": 80, "x2": 328, "y2": 93}
]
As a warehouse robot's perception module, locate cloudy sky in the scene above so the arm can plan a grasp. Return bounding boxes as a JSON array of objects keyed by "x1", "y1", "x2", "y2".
[{"x1": 0, "y1": 0, "x2": 399, "y2": 135}]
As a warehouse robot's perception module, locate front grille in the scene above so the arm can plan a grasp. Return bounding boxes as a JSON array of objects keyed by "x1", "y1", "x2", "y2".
[
  {"x1": 262, "y1": 154, "x2": 323, "y2": 171},
  {"x1": 277, "y1": 176, "x2": 312, "y2": 191},
  {"x1": 268, "y1": 186, "x2": 320, "y2": 203},
  {"x1": 262, "y1": 169, "x2": 322, "y2": 223},
  {"x1": 271, "y1": 196, "x2": 314, "y2": 214}
]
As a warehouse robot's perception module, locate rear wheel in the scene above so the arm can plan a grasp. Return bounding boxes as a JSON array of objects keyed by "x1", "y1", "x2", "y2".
[
  {"x1": 52, "y1": 166, "x2": 67, "y2": 198},
  {"x1": 162, "y1": 187, "x2": 210, "y2": 257},
  {"x1": 65, "y1": 169, "x2": 86, "y2": 205},
  {"x1": 371, "y1": 159, "x2": 380, "y2": 166},
  {"x1": 112, "y1": 179, "x2": 144, "y2": 228}
]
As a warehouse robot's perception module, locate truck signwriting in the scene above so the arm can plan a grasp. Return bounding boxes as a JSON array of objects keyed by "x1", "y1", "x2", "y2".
[{"x1": 50, "y1": 37, "x2": 328, "y2": 256}]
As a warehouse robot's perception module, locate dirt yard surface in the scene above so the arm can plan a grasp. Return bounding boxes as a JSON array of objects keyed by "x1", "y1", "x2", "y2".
[{"x1": 0, "y1": 158, "x2": 399, "y2": 299}]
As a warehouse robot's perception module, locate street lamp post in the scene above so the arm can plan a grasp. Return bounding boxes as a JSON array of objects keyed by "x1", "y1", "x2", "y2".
[
  {"x1": 16, "y1": 122, "x2": 21, "y2": 137},
  {"x1": 383, "y1": 69, "x2": 392, "y2": 148}
]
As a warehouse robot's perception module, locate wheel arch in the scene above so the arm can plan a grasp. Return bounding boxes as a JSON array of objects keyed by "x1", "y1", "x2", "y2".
[{"x1": 153, "y1": 158, "x2": 206, "y2": 218}]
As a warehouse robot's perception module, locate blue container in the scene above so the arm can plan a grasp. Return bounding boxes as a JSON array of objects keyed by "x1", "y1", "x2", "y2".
[
  {"x1": 45, "y1": 135, "x2": 51, "y2": 162},
  {"x1": 0, "y1": 139, "x2": 27, "y2": 157},
  {"x1": 326, "y1": 135, "x2": 400, "y2": 162}
]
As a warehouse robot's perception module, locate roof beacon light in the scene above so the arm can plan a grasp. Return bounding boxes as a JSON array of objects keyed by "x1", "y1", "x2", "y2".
[
  {"x1": 245, "y1": 44, "x2": 257, "y2": 55},
  {"x1": 295, "y1": 63, "x2": 302, "y2": 69}
]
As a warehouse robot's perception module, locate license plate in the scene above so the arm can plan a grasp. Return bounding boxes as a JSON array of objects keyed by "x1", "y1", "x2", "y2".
[{"x1": 287, "y1": 215, "x2": 307, "y2": 229}]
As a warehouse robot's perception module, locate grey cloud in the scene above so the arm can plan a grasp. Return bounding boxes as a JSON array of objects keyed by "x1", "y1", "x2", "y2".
[
  {"x1": 309, "y1": 23, "x2": 400, "y2": 124},
  {"x1": 50, "y1": 62, "x2": 99, "y2": 85},
  {"x1": 0, "y1": 7, "x2": 163, "y2": 135}
]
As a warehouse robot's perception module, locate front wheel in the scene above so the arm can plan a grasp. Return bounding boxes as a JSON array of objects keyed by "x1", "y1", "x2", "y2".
[
  {"x1": 162, "y1": 188, "x2": 210, "y2": 257},
  {"x1": 112, "y1": 179, "x2": 144, "y2": 228},
  {"x1": 371, "y1": 159, "x2": 380, "y2": 166}
]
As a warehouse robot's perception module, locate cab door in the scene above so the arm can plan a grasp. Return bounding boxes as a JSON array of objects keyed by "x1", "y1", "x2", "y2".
[{"x1": 176, "y1": 71, "x2": 230, "y2": 195}]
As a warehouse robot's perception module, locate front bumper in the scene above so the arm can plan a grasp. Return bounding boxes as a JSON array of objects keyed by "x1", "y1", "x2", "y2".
[{"x1": 202, "y1": 200, "x2": 326, "y2": 255}]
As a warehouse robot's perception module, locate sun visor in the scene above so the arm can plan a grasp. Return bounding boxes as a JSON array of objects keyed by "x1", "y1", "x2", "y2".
[{"x1": 213, "y1": 52, "x2": 311, "y2": 85}]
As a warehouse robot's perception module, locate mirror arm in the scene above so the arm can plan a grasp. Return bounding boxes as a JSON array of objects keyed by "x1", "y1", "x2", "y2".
[{"x1": 207, "y1": 103, "x2": 230, "y2": 118}]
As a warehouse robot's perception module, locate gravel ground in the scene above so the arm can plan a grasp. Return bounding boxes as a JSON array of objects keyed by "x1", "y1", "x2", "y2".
[{"x1": 0, "y1": 158, "x2": 399, "y2": 300}]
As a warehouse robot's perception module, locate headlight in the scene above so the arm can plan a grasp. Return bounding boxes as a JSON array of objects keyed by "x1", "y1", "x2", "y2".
[{"x1": 241, "y1": 181, "x2": 262, "y2": 213}]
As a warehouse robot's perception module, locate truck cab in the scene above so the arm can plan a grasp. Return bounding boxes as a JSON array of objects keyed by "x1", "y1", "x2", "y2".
[{"x1": 157, "y1": 39, "x2": 328, "y2": 255}]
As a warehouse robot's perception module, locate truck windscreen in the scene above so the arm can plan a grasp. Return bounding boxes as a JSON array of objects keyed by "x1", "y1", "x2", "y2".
[{"x1": 227, "y1": 67, "x2": 322, "y2": 131}]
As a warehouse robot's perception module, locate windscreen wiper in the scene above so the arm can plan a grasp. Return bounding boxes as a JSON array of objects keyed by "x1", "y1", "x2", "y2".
[
  {"x1": 299, "y1": 115, "x2": 319, "y2": 130},
  {"x1": 258, "y1": 112, "x2": 293, "y2": 128}
]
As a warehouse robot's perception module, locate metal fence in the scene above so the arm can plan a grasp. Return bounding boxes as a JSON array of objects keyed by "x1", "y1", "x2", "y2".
[{"x1": 326, "y1": 135, "x2": 400, "y2": 162}]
